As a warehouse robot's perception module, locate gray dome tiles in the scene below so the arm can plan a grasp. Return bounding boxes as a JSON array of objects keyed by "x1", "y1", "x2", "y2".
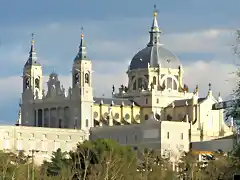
[{"x1": 129, "y1": 45, "x2": 181, "y2": 70}]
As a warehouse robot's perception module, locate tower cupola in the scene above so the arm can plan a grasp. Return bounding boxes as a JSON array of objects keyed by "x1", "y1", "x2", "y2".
[
  {"x1": 24, "y1": 33, "x2": 41, "y2": 68},
  {"x1": 74, "y1": 32, "x2": 88, "y2": 62}
]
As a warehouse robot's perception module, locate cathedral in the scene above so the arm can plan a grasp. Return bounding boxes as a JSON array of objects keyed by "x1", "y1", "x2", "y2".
[{"x1": 18, "y1": 9, "x2": 232, "y2": 142}]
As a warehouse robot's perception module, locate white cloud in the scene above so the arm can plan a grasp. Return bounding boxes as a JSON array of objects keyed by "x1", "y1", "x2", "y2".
[
  {"x1": 0, "y1": 59, "x2": 236, "y2": 102},
  {"x1": 184, "y1": 60, "x2": 237, "y2": 99},
  {"x1": 0, "y1": 60, "x2": 128, "y2": 101},
  {"x1": 0, "y1": 24, "x2": 237, "y2": 103},
  {"x1": 163, "y1": 29, "x2": 234, "y2": 54}
]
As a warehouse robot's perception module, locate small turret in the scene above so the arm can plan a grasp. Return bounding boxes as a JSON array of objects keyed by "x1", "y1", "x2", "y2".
[
  {"x1": 192, "y1": 85, "x2": 199, "y2": 104},
  {"x1": 218, "y1": 92, "x2": 223, "y2": 102},
  {"x1": 147, "y1": 5, "x2": 162, "y2": 47},
  {"x1": 207, "y1": 82, "x2": 212, "y2": 98}
]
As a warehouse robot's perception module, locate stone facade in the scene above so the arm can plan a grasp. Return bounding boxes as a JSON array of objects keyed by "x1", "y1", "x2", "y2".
[
  {"x1": 0, "y1": 125, "x2": 88, "y2": 164},
  {"x1": 90, "y1": 118, "x2": 190, "y2": 161}
]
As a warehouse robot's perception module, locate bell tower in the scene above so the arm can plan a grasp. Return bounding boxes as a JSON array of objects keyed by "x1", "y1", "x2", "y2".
[
  {"x1": 22, "y1": 33, "x2": 43, "y2": 99},
  {"x1": 21, "y1": 33, "x2": 43, "y2": 126},
  {"x1": 72, "y1": 31, "x2": 93, "y2": 130}
]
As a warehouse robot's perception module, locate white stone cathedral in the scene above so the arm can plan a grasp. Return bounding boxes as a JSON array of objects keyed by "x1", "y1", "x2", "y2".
[{"x1": 4, "y1": 8, "x2": 233, "y2": 164}]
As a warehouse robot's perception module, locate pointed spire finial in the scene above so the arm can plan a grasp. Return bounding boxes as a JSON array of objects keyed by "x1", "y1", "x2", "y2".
[
  {"x1": 208, "y1": 82, "x2": 212, "y2": 90},
  {"x1": 30, "y1": 33, "x2": 35, "y2": 52},
  {"x1": 31, "y1": 33, "x2": 34, "y2": 43},
  {"x1": 151, "y1": 5, "x2": 159, "y2": 30},
  {"x1": 80, "y1": 26, "x2": 84, "y2": 38},
  {"x1": 74, "y1": 27, "x2": 87, "y2": 62},
  {"x1": 24, "y1": 32, "x2": 40, "y2": 67},
  {"x1": 147, "y1": 5, "x2": 161, "y2": 46},
  {"x1": 194, "y1": 84, "x2": 198, "y2": 94},
  {"x1": 153, "y1": 4, "x2": 158, "y2": 17}
]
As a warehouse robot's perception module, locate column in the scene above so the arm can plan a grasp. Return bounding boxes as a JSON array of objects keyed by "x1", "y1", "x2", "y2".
[
  {"x1": 42, "y1": 109, "x2": 45, "y2": 127},
  {"x1": 48, "y1": 108, "x2": 51, "y2": 127},
  {"x1": 192, "y1": 105, "x2": 195, "y2": 123},
  {"x1": 108, "y1": 106, "x2": 113, "y2": 126},
  {"x1": 100, "y1": 104, "x2": 103, "y2": 125},
  {"x1": 36, "y1": 109, "x2": 38, "y2": 127},
  {"x1": 56, "y1": 107, "x2": 59, "y2": 128}
]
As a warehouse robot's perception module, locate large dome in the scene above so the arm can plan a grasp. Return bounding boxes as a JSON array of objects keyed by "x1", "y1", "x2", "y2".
[
  {"x1": 129, "y1": 10, "x2": 181, "y2": 70},
  {"x1": 129, "y1": 45, "x2": 180, "y2": 70}
]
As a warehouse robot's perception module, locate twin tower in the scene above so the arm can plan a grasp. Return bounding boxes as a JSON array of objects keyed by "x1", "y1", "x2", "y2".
[{"x1": 20, "y1": 33, "x2": 94, "y2": 130}]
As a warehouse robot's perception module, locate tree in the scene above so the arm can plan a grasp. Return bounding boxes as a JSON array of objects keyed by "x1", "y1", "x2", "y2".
[
  {"x1": 42, "y1": 148, "x2": 69, "y2": 177},
  {"x1": 226, "y1": 30, "x2": 240, "y2": 121},
  {"x1": 70, "y1": 139, "x2": 138, "y2": 180},
  {"x1": 177, "y1": 151, "x2": 206, "y2": 180},
  {"x1": 136, "y1": 149, "x2": 177, "y2": 180}
]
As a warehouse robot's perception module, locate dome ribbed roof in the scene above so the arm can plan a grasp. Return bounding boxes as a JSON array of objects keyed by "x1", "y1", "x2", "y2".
[
  {"x1": 129, "y1": 45, "x2": 180, "y2": 70},
  {"x1": 129, "y1": 9, "x2": 181, "y2": 70}
]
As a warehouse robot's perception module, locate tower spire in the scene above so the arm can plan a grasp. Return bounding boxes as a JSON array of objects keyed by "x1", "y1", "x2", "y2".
[
  {"x1": 147, "y1": 5, "x2": 162, "y2": 46},
  {"x1": 74, "y1": 27, "x2": 88, "y2": 61},
  {"x1": 151, "y1": 4, "x2": 160, "y2": 32},
  {"x1": 30, "y1": 33, "x2": 35, "y2": 52},
  {"x1": 24, "y1": 33, "x2": 41, "y2": 67}
]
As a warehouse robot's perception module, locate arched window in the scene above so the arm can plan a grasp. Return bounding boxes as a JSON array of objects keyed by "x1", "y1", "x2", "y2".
[
  {"x1": 167, "y1": 77, "x2": 172, "y2": 89},
  {"x1": 35, "y1": 78, "x2": 40, "y2": 88},
  {"x1": 138, "y1": 78, "x2": 142, "y2": 89},
  {"x1": 25, "y1": 78, "x2": 30, "y2": 89},
  {"x1": 146, "y1": 98, "x2": 148, "y2": 104},
  {"x1": 75, "y1": 73, "x2": 80, "y2": 84},
  {"x1": 85, "y1": 73, "x2": 89, "y2": 84},
  {"x1": 153, "y1": 76, "x2": 157, "y2": 85},
  {"x1": 143, "y1": 80, "x2": 148, "y2": 90},
  {"x1": 167, "y1": 114, "x2": 172, "y2": 121},
  {"x1": 86, "y1": 119, "x2": 89, "y2": 127},
  {"x1": 133, "y1": 80, "x2": 136, "y2": 90},
  {"x1": 178, "y1": 114, "x2": 183, "y2": 121},
  {"x1": 173, "y1": 80, "x2": 177, "y2": 90},
  {"x1": 145, "y1": 114, "x2": 149, "y2": 121},
  {"x1": 59, "y1": 119, "x2": 62, "y2": 128}
]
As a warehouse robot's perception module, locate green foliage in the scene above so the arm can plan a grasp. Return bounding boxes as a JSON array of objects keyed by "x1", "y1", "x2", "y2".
[
  {"x1": 43, "y1": 148, "x2": 69, "y2": 176},
  {"x1": 3, "y1": 140, "x2": 240, "y2": 179}
]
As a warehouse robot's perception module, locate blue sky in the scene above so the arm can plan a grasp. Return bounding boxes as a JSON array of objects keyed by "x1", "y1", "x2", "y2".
[{"x1": 0, "y1": 0, "x2": 239, "y2": 124}]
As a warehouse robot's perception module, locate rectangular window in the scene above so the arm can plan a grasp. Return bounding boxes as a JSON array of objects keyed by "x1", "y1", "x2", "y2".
[
  {"x1": 66, "y1": 141, "x2": 72, "y2": 151},
  {"x1": 86, "y1": 119, "x2": 89, "y2": 127},
  {"x1": 80, "y1": 136, "x2": 84, "y2": 141},
  {"x1": 29, "y1": 140, "x2": 36, "y2": 150},
  {"x1": 42, "y1": 141, "x2": 48, "y2": 151},
  {"x1": 4, "y1": 140, "x2": 9, "y2": 150},
  {"x1": 167, "y1": 132, "x2": 170, "y2": 139},
  {"x1": 134, "y1": 135, "x2": 137, "y2": 141},
  {"x1": 54, "y1": 141, "x2": 60, "y2": 151},
  {"x1": 181, "y1": 133, "x2": 184, "y2": 140},
  {"x1": 17, "y1": 140, "x2": 23, "y2": 150},
  {"x1": 126, "y1": 136, "x2": 128, "y2": 143}
]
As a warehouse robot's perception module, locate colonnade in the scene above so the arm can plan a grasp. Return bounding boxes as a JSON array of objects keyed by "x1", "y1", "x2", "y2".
[{"x1": 34, "y1": 107, "x2": 70, "y2": 128}]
